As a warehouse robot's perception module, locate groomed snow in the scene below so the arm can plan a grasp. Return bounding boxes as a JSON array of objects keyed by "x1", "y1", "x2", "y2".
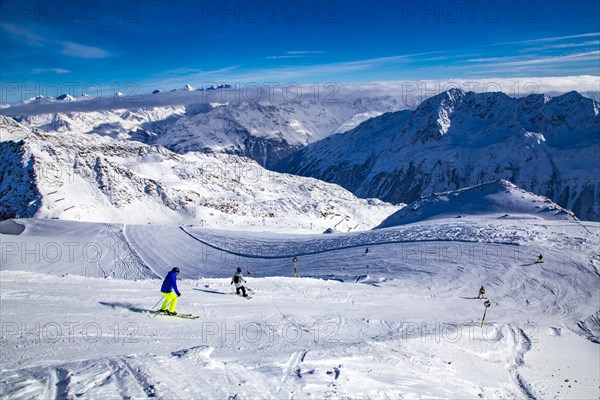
[{"x1": 1, "y1": 216, "x2": 598, "y2": 398}]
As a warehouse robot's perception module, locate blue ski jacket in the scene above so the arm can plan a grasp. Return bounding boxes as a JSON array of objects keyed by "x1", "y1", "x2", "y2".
[{"x1": 161, "y1": 271, "x2": 181, "y2": 296}]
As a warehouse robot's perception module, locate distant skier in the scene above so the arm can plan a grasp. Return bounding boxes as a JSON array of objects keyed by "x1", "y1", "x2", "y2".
[
  {"x1": 231, "y1": 267, "x2": 248, "y2": 297},
  {"x1": 478, "y1": 286, "x2": 486, "y2": 299},
  {"x1": 365, "y1": 248, "x2": 369, "y2": 255},
  {"x1": 159, "y1": 267, "x2": 181, "y2": 315},
  {"x1": 536, "y1": 254, "x2": 544, "y2": 264}
]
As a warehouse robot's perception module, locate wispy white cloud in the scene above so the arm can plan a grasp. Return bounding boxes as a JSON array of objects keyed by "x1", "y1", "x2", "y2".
[
  {"x1": 31, "y1": 68, "x2": 71, "y2": 74},
  {"x1": 1, "y1": 22, "x2": 112, "y2": 59},
  {"x1": 496, "y1": 32, "x2": 600, "y2": 46},
  {"x1": 533, "y1": 40, "x2": 600, "y2": 50},
  {"x1": 59, "y1": 41, "x2": 111, "y2": 59},
  {"x1": 151, "y1": 50, "x2": 451, "y2": 87},
  {"x1": 466, "y1": 51, "x2": 600, "y2": 67},
  {"x1": 515, "y1": 40, "x2": 600, "y2": 55},
  {"x1": 467, "y1": 55, "x2": 524, "y2": 63},
  {"x1": 287, "y1": 51, "x2": 327, "y2": 55},
  {"x1": 0, "y1": 22, "x2": 45, "y2": 46},
  {"x1": 267, "y1": 55, "x2": 318, "y2": 59},
  {"x1": 267, "y1": 50, "x2": 327, "y2": 59}
]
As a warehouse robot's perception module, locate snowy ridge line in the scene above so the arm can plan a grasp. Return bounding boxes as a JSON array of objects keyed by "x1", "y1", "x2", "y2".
[{"x1": 179, "y1": 226, "x2": 518, "y2": 260}]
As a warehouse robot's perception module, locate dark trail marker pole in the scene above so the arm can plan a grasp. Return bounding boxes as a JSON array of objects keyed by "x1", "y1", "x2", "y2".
[
  {"x1": 293, "y1": 257, "x2": 297, "y2": 278},
  {"x1": 481, "y1": 300, "x2": 491, "y2": 328}
]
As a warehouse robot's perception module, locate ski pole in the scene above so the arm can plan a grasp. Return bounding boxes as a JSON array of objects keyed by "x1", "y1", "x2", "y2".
[
  {"x1": 151, "y1": 296, "x2": 163, "y2": 311},
  {"x1": 481, "y1": 300, "x2": 491, "y2": 328}
]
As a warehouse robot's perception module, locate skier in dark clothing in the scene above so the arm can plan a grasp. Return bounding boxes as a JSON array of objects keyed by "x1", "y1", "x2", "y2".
[
  {"x1": 536, "y1": 254, "x2": 544, "y2": 264},
  {"x1": 231, "y1": 267, "x2": 248, "y2": 297},
  {"x1": 159, "y1": 267, "x2": 181, "y2": 315},
  {"x1": 478, "y1": 286, "x2": 486, "y2": 299}
]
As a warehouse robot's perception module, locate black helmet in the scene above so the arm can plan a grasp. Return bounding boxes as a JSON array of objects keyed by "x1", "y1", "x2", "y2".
[
  {"x1": 236, "y1": 267, "x2": 242, "y2": 273},
  {"x1": 172, "y1": 267, "x2": 180, "y2": 274}
]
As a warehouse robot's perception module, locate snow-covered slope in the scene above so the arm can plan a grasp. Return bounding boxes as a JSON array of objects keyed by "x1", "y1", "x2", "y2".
[
  {"x1": 0, "y1": 116, "x2": 400, "y2": 232},
  {"x1": 279, "y1": 89, "x2": 600, "y2": 221},
  {"x1": 1, "y1": 217, "x2": 598, "y2": 398},
  {"x1": 377, "y1": 180, "x2": 578, "y2": 228}
]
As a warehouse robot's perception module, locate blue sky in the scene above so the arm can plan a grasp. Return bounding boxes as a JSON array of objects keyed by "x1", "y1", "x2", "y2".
[{"x1": 1, "y1": 0, "x2": 599, "y2": 102}]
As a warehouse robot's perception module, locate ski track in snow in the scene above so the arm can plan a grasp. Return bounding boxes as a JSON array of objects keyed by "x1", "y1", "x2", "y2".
[
  {"x1": 508, "y1": 325, "x2": 537, "y2": 400},
  {"x1": 122, "y1": 224, "x2": 161, "y2": 279},
  {"x1": 1, "y1": 217, "x2": 599, "y2": 398}
]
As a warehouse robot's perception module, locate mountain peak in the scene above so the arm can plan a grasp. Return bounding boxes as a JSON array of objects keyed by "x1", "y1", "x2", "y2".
[
  {"x1": 548, "y1": 90, "x2": 594, "y2": 108},
  {"x1": 556, "y1": 90, "x2": 584, "y2": 100},
  {"x1": 435, "y1": 88, "x2": 467, "y2": 103},
  {"x1": 56, "y1": 94, "x2": 74, "y2": 101},
  {"x1": 414, "y1": 88, "x2": 467, "y2": 115},
  {"x1": 445, "y1": 87, "x2": 466, "y2": 99}
]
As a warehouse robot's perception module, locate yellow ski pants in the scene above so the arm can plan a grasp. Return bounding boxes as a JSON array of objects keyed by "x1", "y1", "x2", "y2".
[{"x1": 160, "y1": 291, "x2": 178, "y2": 312}]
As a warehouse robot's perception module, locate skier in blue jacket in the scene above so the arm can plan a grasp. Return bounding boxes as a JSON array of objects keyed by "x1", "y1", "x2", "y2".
[{"x1": 159, "y1": 267, "x2": 181, "y2": 315}]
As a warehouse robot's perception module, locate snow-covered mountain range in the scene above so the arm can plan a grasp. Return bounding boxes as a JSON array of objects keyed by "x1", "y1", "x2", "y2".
[
  {"x1": 0, "y1": 116, "x2": 399, "y2": 231},
  {"x1": 7, "y1": 91, "x2": 405, "y2": 168},
  {"x1": 155, "y1": 97, "x2": 401, "y2": 167},
  {"x1": 13, "y1": 105, "x2": 186, "y2": 143},
  {"x1": 279, "y1": 89, "x2": 600, "y2": 221},
  {"x1": 2, "y1": 87, "x2": 599, "y2": 224}
]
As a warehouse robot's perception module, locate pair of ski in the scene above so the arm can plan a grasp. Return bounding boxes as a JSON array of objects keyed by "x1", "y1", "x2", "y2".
[{"x1": 149, "y1": 310, "x2": 199, "y2": 319}]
